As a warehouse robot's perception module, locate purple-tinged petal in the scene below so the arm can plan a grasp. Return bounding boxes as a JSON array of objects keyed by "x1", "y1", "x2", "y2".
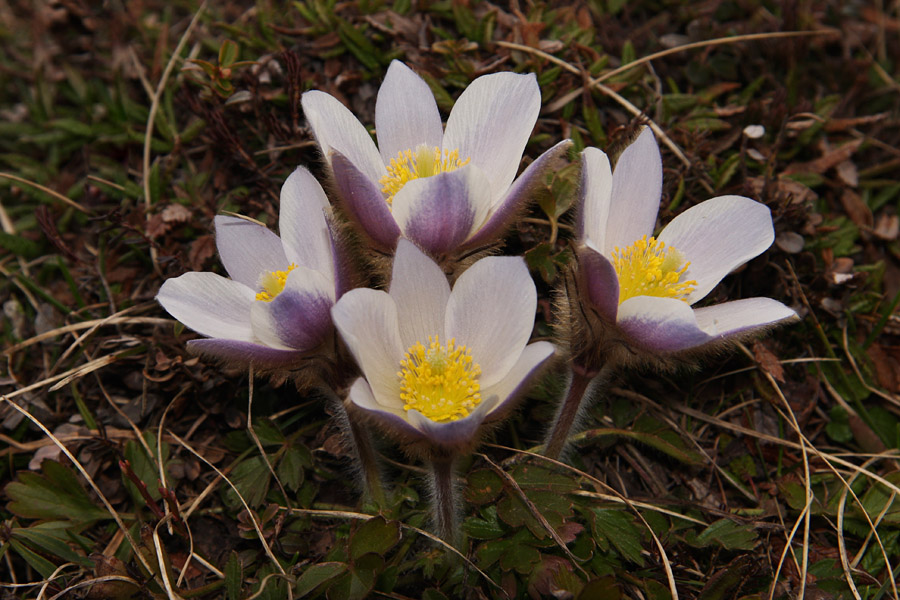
[
  {"x1": 249, "y1": 267, "x2": 335, "y2": 352},
  {"x1": 391, "y1": 167, "x2": 490, "y2": 257},
  {"x1": 657, "y1": 195, "x2": 775, "y2": 304},
  {"x1": 693, "y1": 297, "x2": 798, "y2": 338},
  {"x1": 157, "y1": 272, "x2": 254, "y2": 341},
  {"x1": 215, "y1": 216, "x2": 288, "y2": 288},
  {"x1": 300, "y1": 90, "x2": 384, "y2": 183},
  {"x1": 616, "y1": 296, "x2": 712, "y2": 353},
  {"x1": 331, "y1": 288, "x2": 405, "y2": 409},
  {"x1": 576, "y1": 243, "x2": 619, "y2": 322},
  {"x1": 481, "y1": 341, "x2": 555, "y2": 422},
  {"x1": 279, "y1": 167, "x2": 334, "y2": 279},
  {"x1": 445, "y1": 256, "x2": 535, "y2": 387},
  {"x1": 375, "y1": 61, "x2": 443, "y2": 165},
  {"x1": 463, "y1": 140, "x2": 572, "y2": 251},
  {"x1": 605, "y1": 127, "x2": 662, "y2": 254},
  {"x1": 389, "y1": 239, "x2": 450, "y2": 350},
  {"x1": 405, "y1": 395, "x2": 498, "y2": 449},
  {"x1": 347, "y1": 377, "x2": 426, "y2": 441},
  {"x1": 442, "y1": 72, "x2": 540, "y2": 202},
  {"x1": 332, "y1": 151, "x2": 401, "y2": 253},
  {"x1": 186, "y1": 339, "x2": 308, "y2": 369},
  {"x1": 579, "y1": 147, "x2": 613, "y2": 248}
]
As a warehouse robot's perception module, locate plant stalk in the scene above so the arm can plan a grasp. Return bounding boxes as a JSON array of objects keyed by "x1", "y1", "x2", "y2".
[
  {"x1": 429, "y1": 454, "x2": 459, "y2": 545},
  {"x1": 543, "y1": 363, "x2": 607, "y2": 459}
]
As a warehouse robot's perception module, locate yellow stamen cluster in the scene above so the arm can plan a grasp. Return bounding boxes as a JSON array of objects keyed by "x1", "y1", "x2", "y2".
[
  {"x1": 611, "y1": 236, "x2": 697, "y2": 304},
  {"x1": 398, "y1": 335, "x2": 482, "y2": 423},
  {"x1": 379, "y1": 144, "x2": 471, "y2": 206},
  {"x1": 255, "y1": 264, "x2": 298, "y2": 302}
]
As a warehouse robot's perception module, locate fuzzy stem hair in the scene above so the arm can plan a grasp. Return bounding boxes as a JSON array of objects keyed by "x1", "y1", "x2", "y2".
[
  {"x1": 429, "y1": 454, "x2": 460, "y2": 546},
  {"x1": 543, "y1": 362, "x2": 612, "y2": 459}
]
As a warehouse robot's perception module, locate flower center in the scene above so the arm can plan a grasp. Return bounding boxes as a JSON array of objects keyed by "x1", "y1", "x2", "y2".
[
  {"x1": 398, "y1": 335, "x2": 482, "y2": 423},
  {"x1": 255, "y1": 264, "x2": 297, "y2": 302},
  {"x1": 379, "y1": 144, "x2": 471, "y2": 206},
  {"x1": 611, "y1": 236, "x2": 697, "y2": 304}
]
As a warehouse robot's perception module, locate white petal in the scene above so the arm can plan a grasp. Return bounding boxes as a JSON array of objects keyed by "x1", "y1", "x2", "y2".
[
  {"x1": 657, "y1": 195, "x2": 775, "y2": 303},
  {"x1": 391, "y1": 166, "x2": 491, "y2": 256},
  {"x1": 579, "y1": 147, "x2": 613, "y2": 249},
  {"x1": 616, "y1": 296, "x2": 712, "y2": 353},
  {"x1": 331, "y1": 289, "x2": 405, "y2": 406},
  {"x1": 278, "y1": 167, "x2": 335, "y2": 279},
  {"x1": 604, "y1": 127, "x2": 663, "y2": 254},
  {"x1": 347, "y1": 377, "x2": 408, "y2": 418},
  {"x1": 480, "y1": 341, "x2": 555, "y2": 419},
  {"x1": 249, "y1": 266, "x2": 335, "y2": 351},
  {"x1": 375, "y1": 61, "x2": 444, "y2": 166},
  {"x1": 389, "y1": 239, "x2": 450, "y2": 350},
  {"x1": 441, "y1": 72, "x2": 540, "y2": 203},
  {"x1": 445, "y1": 256, "x2": 536, "y2": 387},
  {"x1": 215, "y1": 216, "x2": 288, "y2": 288},
  {"x1": 301, "y1": 90, "x2": 384, "y2": 184},
  {"x1": 693, "y1": 297, "x2": 797, "y2": 337},
  {"x1": 157, "y1": 272, "x2": 255, "y2": 341}
]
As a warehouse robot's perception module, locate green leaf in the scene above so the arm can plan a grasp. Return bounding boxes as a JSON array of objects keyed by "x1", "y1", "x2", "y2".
[
  {"x1": 499, "y1": 542, "x2": 541, "y2": 574},
  {"x1": 9, "y1": 539, "x2": 58, "y2": 579},
  {"x1": 296, "y1": 562, "x2": 347, "y2": 597},
  {"x1": 218, "y1": 40, "x2": 239, "y2": 67},
  {"x1": 350, "y1": 517, "x2": 400, "y2": 561},
  {"x1": 277, "y1": 444, "x2": 310, "y2": 492},
  {"x1": 0, "y1": 231, "x2": 41, "y2": 258},
  {"x1": 224, "y1": 551, "x2": 242, "y2": 600},
  {"x1": 223, "y1": 456, "x2": 272, "y2": 508},
  {"x1": 462, "y1": 506, "x2": 505, "y2": 540},
  {"x1": 465, "y1": 469, "x2": 504, "y2": 504},
  {"x1": 591, "y1": 509, "x2": 644, "y2": 565},
  {"x1": 12, "y1": 526, "x2": 93, "y2": 567},
  {"x1": 692, "y1": 519, "x2": 758, "y2": 551},
  {"x1": 6, "y1": 461, "x2": 109, "y2": 523},
  {"x1": 327, "y1": 554, "x2": 383, "y2": 600}
]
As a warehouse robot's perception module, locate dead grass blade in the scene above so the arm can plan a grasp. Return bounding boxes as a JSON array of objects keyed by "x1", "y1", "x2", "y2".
[{"x1": 0, "y1": 172, "x2": 91, "y2": 214}]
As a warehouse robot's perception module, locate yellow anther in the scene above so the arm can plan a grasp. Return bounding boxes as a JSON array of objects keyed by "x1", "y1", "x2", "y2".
[
  {"x1": 611, "y1": 236, "x2": 696, "y2": 304},
  {"x1": 398, "y1": 335, "x2": 482, "y2": 423},
  {"x1": 379, "y1": 144, "x2": 471, "y2": 206},
  {"x1": 255, "y1": 264, "x2": 298, "y2": 302}
]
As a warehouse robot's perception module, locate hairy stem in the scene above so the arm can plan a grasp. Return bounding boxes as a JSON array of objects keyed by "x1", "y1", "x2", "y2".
[
  {"x1": 430, "y1": 455, "x2": 459, "y2": 545},
  {"x1": 543, "y1": 363, "x2": 608, "y2": 459}
]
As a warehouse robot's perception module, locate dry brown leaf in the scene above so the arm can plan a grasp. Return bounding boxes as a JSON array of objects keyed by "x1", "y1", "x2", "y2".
[
  {"x1": 753, "y1": 340, "x2": 785, "y2": 383},
  {"x1": 873, "y1": 213, "x2": 899, "y2": 240},
  {"x1": 840, "y1": 189, "x2": 873, "y2": 228}
]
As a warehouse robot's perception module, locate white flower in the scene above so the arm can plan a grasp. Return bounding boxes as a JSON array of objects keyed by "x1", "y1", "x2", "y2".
[
  {"x1": 156, "y1": 168, "x2": 340, "y2": 368},
  {"x1": 301, "y1": 60, "x2": 570, "y2": 257},
  {"x1": 576, "y1": 128, "x2": 797, "y2": 355},
  {"x1": 331, "y1": 239, "x2": 555, "y2": 453}
]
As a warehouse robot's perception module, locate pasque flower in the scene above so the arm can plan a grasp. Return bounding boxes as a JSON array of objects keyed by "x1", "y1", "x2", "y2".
[
  {"x1": 157, "y1": 167, "x2": 342, "y2": 369},
  {"x1": 574, "y1": 128, "x2": 797, "y2": 360},
  {"x1": 301, "y1": 60, "x2": 571, "y2": 258},
  {"x1": 332, "y1": 238, "x2": 555, "y2": 455},
  {"x1": 332, "y1": 238, "x2": 554, "y2": 540},
  {"x1": 543, "y1": 128, "x2": 797, "y2": 459}
]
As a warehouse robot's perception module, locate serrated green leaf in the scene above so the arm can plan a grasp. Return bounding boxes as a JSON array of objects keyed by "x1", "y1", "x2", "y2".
[
  {"x1": 277, "y1": 444, "x2": 309, "y2": 492},
  {"x1": 327, "y1": 554, "x2": 383, "y2": 600},
  {"x1": 350, "y1": 517, "x2": 400, "y2": 561},
  {"x1": 296, "y1": 561, "x2": 347, "y2": 596},
  {"x1": 223, "y1": 456, "x2": 272, "y2": 509},
  {"x1": 693, "y1": 519, "x2": 757, "y2": 550},
  {"x1": 465, "y1": 469, "x2": 504, "y2": 504},
  {"x1": 591, "y1": 509, "x2": 644, "y2": 565},
  {"x1": 6, "y1": 461, "x2": 109, "y2": 523},
  {"x1": 462, "y1": 506, "x2": 505, "y2": 540}
]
